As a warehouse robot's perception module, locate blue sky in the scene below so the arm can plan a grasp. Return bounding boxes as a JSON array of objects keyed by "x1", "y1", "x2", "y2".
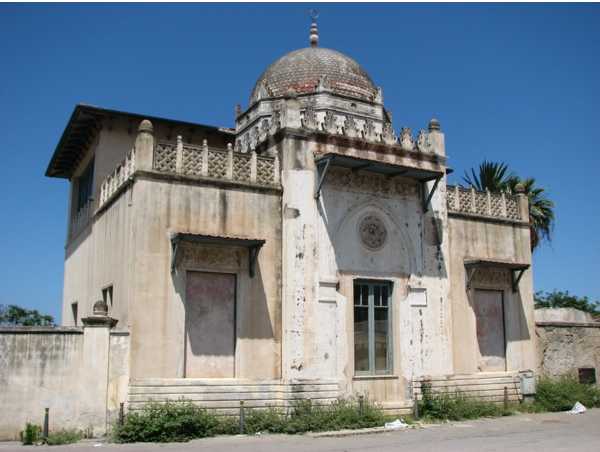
[{"x1": 0, "y1": 3, "x2": 598, "y2": 322}]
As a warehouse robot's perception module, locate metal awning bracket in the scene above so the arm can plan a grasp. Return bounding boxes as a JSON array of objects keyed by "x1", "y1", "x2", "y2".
[
  {"x1": 466, "y1": 266, "x2": 478, "y2": 290},
  {"x1": 314, "y1": 156, "x2": 334, "y2": 199},
  {"x1": 248, "y1": 245, "x2": 261, "y2": 278},
  {"x1": 511, "y1": 268, "x2": 526, "y2": 293},
  {"x1": 422, "y1": 176, "x2": 443, "y2": 212}
]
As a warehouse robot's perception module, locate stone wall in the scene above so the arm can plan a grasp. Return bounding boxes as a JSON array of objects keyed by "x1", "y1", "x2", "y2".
[
  {"x1": 535, "y1": 309, "x2": 600, "y2": 381},
  {"x1": 0, "y1": 327, "x2": 129, "y2": 440}
]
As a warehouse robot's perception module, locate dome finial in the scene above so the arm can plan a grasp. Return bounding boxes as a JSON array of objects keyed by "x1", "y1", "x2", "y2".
[{"x1": 309, "y1": 9, "x2": 319, "y2": 47}]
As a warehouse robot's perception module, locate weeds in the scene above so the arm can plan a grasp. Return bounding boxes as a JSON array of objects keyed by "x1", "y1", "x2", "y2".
[
  {"x1": 113, "y1": 397, "x2": 387, "y2": 443},
  {"x1": 534, "y1": 376, "x2": 600, "y2": 411}
]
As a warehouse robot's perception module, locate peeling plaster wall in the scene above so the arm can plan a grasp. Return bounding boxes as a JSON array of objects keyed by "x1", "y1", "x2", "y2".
[
  {"x1": 0, "y1": 329, "x2": 129, "y2": 440},
  {"x1": 536, "y1": 322, "x2": 600, "y2": 380},
  {"x1": 129, "y1": 178, "x2": 282, "y2": 380},
  {"x1": 448, "y1": 216, "x2": 536, "y2": 375},
  {"x1": 276, "y1": 131, "x2": 452, "y2": 405}
]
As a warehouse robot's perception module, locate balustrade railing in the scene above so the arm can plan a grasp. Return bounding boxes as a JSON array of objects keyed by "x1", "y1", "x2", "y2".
[
  {"x1": 153, "y1": 138, "x2": 280, "y2": 187},
  {"x1": 446, "y1": 185, "x2": 522, "y2": 221},
  {"x1": 98, "y1": 149, "x2": 136, "y2": 208}
]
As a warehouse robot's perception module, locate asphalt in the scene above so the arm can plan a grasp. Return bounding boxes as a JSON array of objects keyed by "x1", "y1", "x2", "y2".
[{"x1": 2, "y1": 408, "x2": 599, "y2": 452}]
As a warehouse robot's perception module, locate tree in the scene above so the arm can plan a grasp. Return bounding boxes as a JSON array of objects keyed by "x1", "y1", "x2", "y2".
[
  {"x1": 534, "y1": 290, "x2": 600, "y2": 316},
  {"x1": 0, "y1": 304, "x2": 54, "y2": 326},
  {"x1": 462, "y1": 161, "x2": 555, "y2": 251}
]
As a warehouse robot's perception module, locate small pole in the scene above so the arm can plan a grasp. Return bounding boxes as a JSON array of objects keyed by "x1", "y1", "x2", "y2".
[
  {"x1": 239, "y1": 401, "x2": 245, "y2": 434},
  {"x1": 413, "y1": 397, "x2": 419, "y2": 419},
  {"x1": 119, "y1": 402, "x2": 125, "y2": 426},
  {"x1": 503, "y1": 386, "x2": 509, "y2": 410},
  {"x1": 358, "y1": 395, "x2": 364, "y2": 416},
  {"x1": 43, "y1": 408, "x2": 49, "y2": 439}
]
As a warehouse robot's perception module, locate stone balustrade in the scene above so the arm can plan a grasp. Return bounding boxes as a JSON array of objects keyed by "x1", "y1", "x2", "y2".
[
  {"x1": 447, "y1": 185, "x2": 523, "y2": 221},
  {"x1": 153, "y1": 138, "x2": 280, "y2": 187},
  {"x1": 99, "y1": 149, "x2": 136, "y2": 208}
]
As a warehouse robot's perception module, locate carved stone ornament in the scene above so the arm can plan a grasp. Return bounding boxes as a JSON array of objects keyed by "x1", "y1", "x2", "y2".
[
  {"x1": 471, "y1": 268, "x2": 511, "y2": 288},
  {"x1": 326, "y1": 168, "x2": 418, "y2": 197},
  {"x1": 416, "y1": 129, "x2": 430, "y2": 152},
  {"x1": 180, "y1": 244, "x2": 242, "y2": 269},
  {"x1": 363, "y1": 119, "x2": 377, "y2": 141},
  {"x1": 259, "y1": 118, "x2": 270, "y2": 142},
  {"x1": 316, "y1": 75, "x2": 331, "y2": 92},
  {"x1": 343, "y1": 115, "x2": 359, "y2": 138},
  {"x1": 301, "y1": 105, "x2": 318, "y2": 130},
  {"x1": 381, "y1": 122, "x2": 397, "y2": 145},
  {"x1": 400, "y1": 127, "x2": 414, "y2": 150},
  {"x1": 322, "y1": 111, "x2": 338, "y2": 134},
  {"x1": 358, "y1": 214, "x2": 388, "y2": 251},
  {"x1": 270, "y1": 110, "x2": 282, "y2": 134}
]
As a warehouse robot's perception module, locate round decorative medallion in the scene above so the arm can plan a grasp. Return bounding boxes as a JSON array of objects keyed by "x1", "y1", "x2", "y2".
[{"x1": 358, "y1": 214, "x2": 387, "y2": 250}]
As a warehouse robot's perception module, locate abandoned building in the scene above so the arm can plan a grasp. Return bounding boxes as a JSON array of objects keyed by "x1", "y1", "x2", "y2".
[{"x1": 1, "y1": 20, "x2": 542, "y2": 438}]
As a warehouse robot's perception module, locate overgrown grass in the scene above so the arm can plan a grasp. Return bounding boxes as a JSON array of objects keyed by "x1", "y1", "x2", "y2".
[
  {"x1": 45, "y1": 429, "x2": 82, "y2": 446},
  {"x1": 113, "y1": 398, "x2": 387, "y2": 443},
  {"x1": 417, "y1": 384, "x2": 510, "y2": 421},
  {"x1": 534, "y1": 376, "x2": 600, "y2": 412}
]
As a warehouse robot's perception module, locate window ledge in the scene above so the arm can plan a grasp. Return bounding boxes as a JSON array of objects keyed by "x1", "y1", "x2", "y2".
[{"x1": 353, "y1": 374, "x2": 399, "y2": 381}]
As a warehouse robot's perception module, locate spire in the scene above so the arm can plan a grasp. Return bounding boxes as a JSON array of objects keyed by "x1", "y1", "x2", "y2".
[{"x1": 309, "y1": 9, "x2": 319, "y2": 47}]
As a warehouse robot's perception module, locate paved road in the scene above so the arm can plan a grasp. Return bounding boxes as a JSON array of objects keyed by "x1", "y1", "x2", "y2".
[{"x1": 2, "y1": 409, "x2": 599, "y2": 452}]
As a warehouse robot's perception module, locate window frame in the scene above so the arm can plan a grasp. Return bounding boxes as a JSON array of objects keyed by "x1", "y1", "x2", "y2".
[
  {"x1": 353, "y1": 279, "x2": 393, "y2": 376},
  {"x1": 76, "y1": 158, "x2": 94, "y2": 213}
]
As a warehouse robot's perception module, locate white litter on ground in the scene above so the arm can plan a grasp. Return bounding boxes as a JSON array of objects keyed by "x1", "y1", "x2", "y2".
[
  {"x1": 384, "y1": 418, "x2": 409, "y2": 430},
  {"x1": 567, "y1": 401, "x2": 587, "y2": 415}
]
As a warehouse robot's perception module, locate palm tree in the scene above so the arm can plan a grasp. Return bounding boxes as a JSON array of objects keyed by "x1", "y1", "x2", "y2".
[
  {"x1": 462, "y1": 161, "x2": 517, "y2": 192},
  {"x1": 462, "y1": 161, "x2": 555, "y2": 251}
]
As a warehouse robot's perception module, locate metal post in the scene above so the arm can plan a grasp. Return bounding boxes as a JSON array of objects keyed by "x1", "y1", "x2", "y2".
[
  {"x1": 239, "y1": 401, "x2": 245, "y2": 434},
  {"x1": 358, "y1": 395, "x2": 364, "y2": 416},
  {"x1": 413, "y1": 397, "x2": 419, "y2": 419},
  {"x1": 119, "y1": 402, "x2": 125, "y2": 426},
  {"x1": 43, "y1": 408, "x2": 49, "y2": 439},
  {"x1": 504, "y1": 386, "x2": 509, "y2": 410}
]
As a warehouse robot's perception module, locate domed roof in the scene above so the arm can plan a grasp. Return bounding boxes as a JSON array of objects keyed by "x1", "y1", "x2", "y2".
[{"x1": 250, "y1": 46, "x2": 379, "y2": 104}]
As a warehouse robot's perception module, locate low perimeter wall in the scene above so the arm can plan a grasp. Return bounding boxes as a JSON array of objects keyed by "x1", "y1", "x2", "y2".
[
  {"x1": 0, "y1": 326, "x2": 129, "y2": 440},
  {"x1": 536, "y1": 321, "x2": 600, "y2": 381}
]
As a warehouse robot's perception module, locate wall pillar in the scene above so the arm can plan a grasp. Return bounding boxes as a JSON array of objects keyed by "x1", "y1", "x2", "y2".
[
  {"x1": 134, "y1": 119, "x2": 155, "y2": 171},
  {"x1": 80, "y1": 301, "x2": 117, "y2": 437}
]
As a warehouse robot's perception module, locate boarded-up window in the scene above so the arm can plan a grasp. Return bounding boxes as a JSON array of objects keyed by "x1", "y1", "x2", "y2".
[
  {"x1": 474, "y1": 289, "x2": 506, "y2": 372},
  {"x1": 185, "y1": 272, "x2": 236, "y2": 378}
]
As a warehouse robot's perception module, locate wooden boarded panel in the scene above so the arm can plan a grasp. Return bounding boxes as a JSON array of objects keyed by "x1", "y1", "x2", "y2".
[
  {"x1": 185, "y1": 272, "x2": 235, "y2": 378},
  {"x1": 474, "y1": 290, "x2": 506, "y2": 372}
]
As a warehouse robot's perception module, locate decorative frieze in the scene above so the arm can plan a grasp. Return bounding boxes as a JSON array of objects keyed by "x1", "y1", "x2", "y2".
[{"x1": 325, "y1": 167, "x2": 419, "y2": 197}]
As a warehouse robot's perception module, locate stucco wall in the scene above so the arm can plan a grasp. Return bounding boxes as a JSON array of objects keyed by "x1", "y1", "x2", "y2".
[
  {"x1": 128, "y1": 177, "x2": 282, "y2": 380},
  {"x1": 536, "y1": 320, "x2": 600, "y2": 380},
  {"x1": 274, "y1": 130, "x2": 452, "y2": 406},
  {"x1": 63, "y1": 189, "x2": 135, "y2": 329},
  {"x1": 0, "y1": 328, "x2": 129, "y2": 440},
  {"x1": 448, "y1": 215, "x2": 536, "y2": 375}
]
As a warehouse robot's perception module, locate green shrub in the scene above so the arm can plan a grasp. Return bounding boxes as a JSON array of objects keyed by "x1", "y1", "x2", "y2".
[
  {"x1": 535, "y1": 376, "x2": 600, "y2": 412},
  {"x1": 21, "y1": 423, "x2": 42, "y2": 445},
  {"x1": 113, "y1": 401, "x2": 222, "y2": 443},
  {"x1": 418, "y1": 383, "x2": 507, "y2": 421},
  {"x1": 45, "y1": 429, "x2": 82, "y2": 446},
  {"x1": 114, "y1": 397, "x2": 387, "y2": 442},
  {"x1": 245, "y1": 398, "x2": 386, "y2": 434}
]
